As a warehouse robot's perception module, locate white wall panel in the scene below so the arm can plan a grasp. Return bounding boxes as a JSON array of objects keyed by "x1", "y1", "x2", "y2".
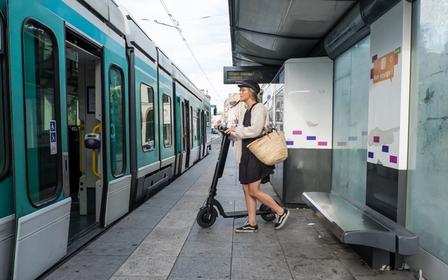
[
  {"x1": 283, "y1": 58, "x2": 333, "y2": 149},
  {"x1": 367, "y1": 1, "x2": 412, "y2": 170}
]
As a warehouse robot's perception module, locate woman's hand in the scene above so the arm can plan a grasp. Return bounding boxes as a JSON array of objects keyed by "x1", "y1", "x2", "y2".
[{"x1": 225, "y1": 127, "x2": 236, "y2": 134}]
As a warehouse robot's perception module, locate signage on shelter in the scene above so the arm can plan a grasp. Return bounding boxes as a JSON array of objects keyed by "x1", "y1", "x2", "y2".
[{"x1": 371, "y1": 48, "x2": 400, "y2": 84}]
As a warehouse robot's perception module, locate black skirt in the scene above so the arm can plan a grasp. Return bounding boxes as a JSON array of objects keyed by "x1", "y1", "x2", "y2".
[{"x1": 239, "y1": 142, "x2": 274, "y2": 184}]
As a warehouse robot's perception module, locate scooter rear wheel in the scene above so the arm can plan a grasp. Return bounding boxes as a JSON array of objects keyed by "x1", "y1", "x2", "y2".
[
  {"x1": 260, "y1": 204, "x2": 276, "y2": 222},
  {"x1": 196, "y1": 207, "x2": 218, "y2": 228}
]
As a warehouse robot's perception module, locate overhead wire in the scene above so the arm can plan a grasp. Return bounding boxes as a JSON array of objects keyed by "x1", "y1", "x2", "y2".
[{"x1": 158, "y1": 0, "x2": 221, "y2": 97}]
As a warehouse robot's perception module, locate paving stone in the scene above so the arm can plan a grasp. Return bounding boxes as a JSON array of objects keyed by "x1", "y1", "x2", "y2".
[
  {"x1": 339, "y1": 258, "x2": 378, "y2": 277},
  {"x1": 276, "y1": 227, "x2": 323, "y2": 246},
  {"x1": 78, "y1": 237, "x2": 142, "y2": 256},
  {"x1": 114, "y1": 210, "x2": 167, "y2": 230},
  {"x1": 156, "y1": 211, "x2": 196, "y2": 229},
  {"x1": 110, "y1": 277, "x2": 166, "y2": 280},
  {"x1": 134, "y1": 237, "x2": 185, "y2": 257},
  {"x1": 281, "y1": 242, "x2": 337, "y2": 260},
  {"x1": 188, "y1": 226, "x2": 233, "y2": 243},
  {"x1": 231, "y1": 256, "x2": 293, "y2": 280},
  {"x1": 144, "y1": 226, "x2": 190, "y2": 248},
  {"x1": 179, "y1": 240, "x2": 232, "y2": 257},
  {"x1": 329, "y1": 244, "x2": 361, "y2": 260},
  {"x1": 233, "y1": 241, "x2": 284, "y2": 259},
  {"x1": 114, "y1": 255, "x2": 177, "y2": 277},
  {"x1": 354, "y1": 271, "x2": 416, "y2": 280},
  {"x1": 287, "y1": 258, "x2": 355, "y2": 280},
  {"x1": 169, "y1": 256, "x2": 231, "y2": 279},
  {"x1": 45, "y1": 255, "x2": 127, "y2": 280}
]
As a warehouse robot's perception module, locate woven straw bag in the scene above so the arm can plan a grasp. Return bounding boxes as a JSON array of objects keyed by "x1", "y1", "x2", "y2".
[{"x1": 247, "y1": 130, "x2": 288, "y2": 166}]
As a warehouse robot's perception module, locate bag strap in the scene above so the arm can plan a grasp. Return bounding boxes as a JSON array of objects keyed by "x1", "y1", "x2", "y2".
[{"x1": 248, "y1": 102, "x2": 258, "y2": 112}]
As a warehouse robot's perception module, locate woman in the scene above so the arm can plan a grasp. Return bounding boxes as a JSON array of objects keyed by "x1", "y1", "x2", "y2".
[{"x1": 226, "y1": 80, "x2": 289, "y2": 233}]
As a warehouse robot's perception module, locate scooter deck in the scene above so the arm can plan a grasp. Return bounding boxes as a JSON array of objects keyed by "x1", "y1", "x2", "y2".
[{"x1": 220, "y1": 210, "x2": 274, "y2": 219}]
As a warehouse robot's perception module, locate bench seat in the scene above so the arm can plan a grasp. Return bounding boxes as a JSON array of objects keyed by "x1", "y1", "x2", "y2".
[{"x1": 302, "y1": 192, "x2": 418, "y2": 257}]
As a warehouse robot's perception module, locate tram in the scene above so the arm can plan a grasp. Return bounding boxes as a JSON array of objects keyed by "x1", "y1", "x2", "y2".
[{"x1": 0, "y1": 1, "x2": 211, "y2": 279}]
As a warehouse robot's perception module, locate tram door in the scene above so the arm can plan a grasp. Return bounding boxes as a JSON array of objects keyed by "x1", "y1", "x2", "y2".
[
  {"x1": 8, "y1": 3, "x2": 72, "y2": 279},
  {"x1": 183, "y1": 101, "x2": 191, "y2": 169},
  {"x1": 201, "y1": 110, "x2": 206, "y2": 158},
  {"x1": 64, "y1": 30, "x2": 103, "y2": 245}
]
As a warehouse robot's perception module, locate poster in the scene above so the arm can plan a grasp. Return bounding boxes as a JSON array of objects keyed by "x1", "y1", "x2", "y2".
[{"x1": 371, "y1": 48, "x2": 400, "y2": 84}]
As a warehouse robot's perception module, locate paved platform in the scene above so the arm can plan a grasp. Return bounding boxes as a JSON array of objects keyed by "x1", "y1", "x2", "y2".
[{"x1": 45, "y1": 141, "x2": 416, "y2": 280}]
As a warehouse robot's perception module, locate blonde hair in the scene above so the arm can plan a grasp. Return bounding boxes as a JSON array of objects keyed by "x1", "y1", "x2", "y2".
[{"x1": 248, "y1": 87, "x2": 259, "y2": 102}]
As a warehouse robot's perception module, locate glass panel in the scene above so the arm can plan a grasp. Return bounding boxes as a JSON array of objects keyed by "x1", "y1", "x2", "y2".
[
  {"x1": 162, "y1": 94, "x2": 172, "y2": 147},
  {"x1": 193, "y1": 109, "x2": 199, "y2": 144},
  {"x1": 66, "y1": 95, "x2": 79, "y2": 126},
  {"x1": 109, "y1": 66, "x2": 125, "y2": 176},
  {"x1": 182, "y1": 104, "x2": 186, "y2": 150},
  {"x1": 274, "y1": 90, "x2": 283, "y2": 131},
  {"x1": 141, "y1": 83, "x2": 155, "y2": 151},
  {"x1": 331, "y1": 36, "x2": 370, "y2": 204},
  {"x1": 406, "y1": 0, "x2": 448, "y2": 264},
  {"x1": 23, "y1": 21, "x2": 60, "y2": 204},
  {"x1": 190, "y1": 108, "x2": 193, "y2": 148},
  {"x1": 0, "y1": 59, "x2": 5, "y2": 176},
  {"x1": 66, "y1": 48, "x2": 80, "y2": 126}
]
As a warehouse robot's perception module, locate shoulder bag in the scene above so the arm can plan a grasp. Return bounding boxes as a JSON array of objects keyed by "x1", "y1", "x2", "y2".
[{"x1": 246, "y1": 129, "x2": 288, "y2": 166}]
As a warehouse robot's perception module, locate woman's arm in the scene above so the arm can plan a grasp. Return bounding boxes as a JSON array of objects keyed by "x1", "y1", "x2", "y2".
[{"x1": 233, "y1": 104, "x2": 266, "y2": 139}]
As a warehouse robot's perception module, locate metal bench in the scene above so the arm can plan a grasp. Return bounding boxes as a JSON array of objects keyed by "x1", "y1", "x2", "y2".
[{"x1": 302, "y1": 192, "x2": 418, "y2": 269}]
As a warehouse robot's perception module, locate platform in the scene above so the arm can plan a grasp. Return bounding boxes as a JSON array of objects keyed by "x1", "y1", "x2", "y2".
[{"x1": 44, "y1": 141, "x2": 416, "y2": 280}]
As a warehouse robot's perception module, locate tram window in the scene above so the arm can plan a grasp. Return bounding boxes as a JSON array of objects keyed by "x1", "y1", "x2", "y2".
[
  {"x1": 109, "y1": 66, "x2": 126, "y2": 177},
  {"x1": 141, "y1": 83, "x2": 155, "y2": 151},
  {"x1": 196, "y1": 110, "x2": 200, "y2": 141},
  {"x1": 190, "y1": 108, "x2": 193, "y2": 148},
  {"x1": 23, "y1": 21, "x2": 60, "y2": 204},
  {"x1": 193, "y1": 109, "x2": 199, "y2": 143},
  {"x1": 162, "y1": 94, "x2": 172, "y2": 147},
  {"x1": 0, "y1": 57, "x2": 5, "y2": 178}
]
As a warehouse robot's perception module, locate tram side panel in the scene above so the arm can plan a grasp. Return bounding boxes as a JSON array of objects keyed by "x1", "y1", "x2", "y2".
[
  {"x1": 129, "y1": 48, "x2": 170, "y2": 208},
  {"x1": 7, "y1": 2, "x2": 73, "y2": 279},
  {"x1": 157, "y1": 65, "x2": 176, "y2": 181},
  {"x1": 0, "y1": 13, "x2": 13, "y2": 277}
]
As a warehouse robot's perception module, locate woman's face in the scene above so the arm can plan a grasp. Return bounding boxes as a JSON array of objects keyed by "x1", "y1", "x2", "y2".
[{"x1": 239, "y1": 87, "x2": 251, "y2": 102}]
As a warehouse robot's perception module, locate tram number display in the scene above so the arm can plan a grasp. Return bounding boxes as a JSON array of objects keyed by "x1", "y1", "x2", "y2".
[{"x1": 223, "y1": 66, "x2": 278, "y2": 84}]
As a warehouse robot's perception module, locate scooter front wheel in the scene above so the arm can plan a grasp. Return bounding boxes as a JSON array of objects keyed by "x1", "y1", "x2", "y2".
[
  {"x1": 260, "y1": 204, "x2": 276, "y2": 222},
  {"x1": 196, "y1": 207, "x2": 218, "y2": 228}
]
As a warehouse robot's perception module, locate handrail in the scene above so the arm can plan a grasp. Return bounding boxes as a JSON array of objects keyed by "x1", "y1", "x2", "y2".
[
  {"x1": 91, "y1": 123, "x2": 102, "y2": 179},
  {"x1": 79, "y1": 122, "x2": 85, "y2": 174}
]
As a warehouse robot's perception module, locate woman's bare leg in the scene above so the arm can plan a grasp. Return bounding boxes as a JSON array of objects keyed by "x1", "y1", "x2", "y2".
[
  {"x1": 242, "y1": 184, "x2": 257, "y2": 225},
  {"x1": 248, "y1": 180, "x2": 284, "y2": 215}
]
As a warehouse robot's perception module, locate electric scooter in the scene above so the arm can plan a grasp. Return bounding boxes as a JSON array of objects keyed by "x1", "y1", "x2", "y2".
[{"x1": 196, "y1": 127, "x2": 276, "y2": 228}]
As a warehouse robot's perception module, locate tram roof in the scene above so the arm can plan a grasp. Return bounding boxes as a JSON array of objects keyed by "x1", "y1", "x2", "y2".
[{"x1": 228, "y1": 0, "x2": 357, "y2": 66}]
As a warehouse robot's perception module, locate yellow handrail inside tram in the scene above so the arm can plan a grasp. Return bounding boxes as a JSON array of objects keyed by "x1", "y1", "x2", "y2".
[{"x1": 91, "y1": 123, "x2": 102, "y2": 179}]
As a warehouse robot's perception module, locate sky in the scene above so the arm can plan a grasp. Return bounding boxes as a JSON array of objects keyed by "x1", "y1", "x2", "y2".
[{"x1": 116, "y1": 0, "x2": 237, "y2": 111}]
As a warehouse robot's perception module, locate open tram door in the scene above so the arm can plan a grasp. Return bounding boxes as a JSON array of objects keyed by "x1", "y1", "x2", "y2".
[
  {"x1": 64, "y1": 28, "x2": 104, "y2": 247},
  {"x1": 7, "y1": 2, "x2": 72, "y2": 279}
]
